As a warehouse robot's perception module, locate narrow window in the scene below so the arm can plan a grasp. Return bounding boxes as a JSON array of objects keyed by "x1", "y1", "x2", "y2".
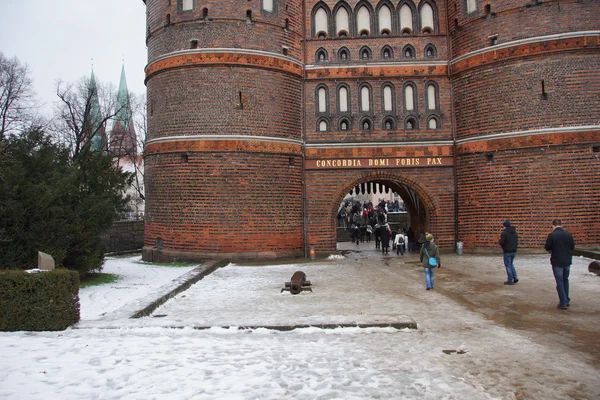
[
  {"x1": 341, "y1": 121, "x2": 348, "y2": 130},
  {"x1": 316, "y1": 48, "x2": 328, "y2": 62},
  {"x1": 467, "y1": 0, "x2": 477, "y2": 13},
  {"x1": 339, "y1": 87, "x2": 349, "y2": 112},
  {"x1": 165, "y1": 14, "x2": 171, "y2": 26},
  {"x1": 427, "y1": 84, "x2": 437, "y2": 110},
  {"x1": 319, "y1": 120, "x2": 328, "y2": 131},
  {"x1": 382, "y1": 47, "x2": 393, "y2": 59},
  {"x1": 385, "y1": 121, "x2": 392, "y2": 130},
  {"x1": 362, "y1": 119, "x2": 372, "y2": 130},
  {"x1": 361, "y1": 49, "x2": 370, "y2": 60},
  {"x1": 182, "y1": 0, "x2": 193, "y2": 11},
  {"x1": 405, "y1": 118, "x2": 416, "y2": 129},
  {"x1": 428, "y1": 118, "x2": 438, "y2": 129},
  {"x1": 314, "y1": 8, "x2": 328, "y2": 37},
  {"x1": 335, "y1": 7, "x2": 349, "y2": 37},
  {"x1": 202, "y1": 8, "x2": 208, "y2": 19},
  {"x1": 190, "y1": 39, "x2": 198, "y2": 49},
  {"x1": 383, "y1": 86, "x2": 393, "y2": 111},
  {"x1": 425, "y1": 44, "x2": 436, "y2": 58},
  {"x1": 246, "y1": 10, "x2": 253, "y2": 22},
  {"x1": 404, "y1": 46, "x2": 414, "y2": 58},
  {"x1": 318, "y1": 87, "x2": 327, "y2": 113},
  {"x1": 263, "y1": 0, "x2": 274, "y2": 13},
  {"x1": 339, "y1": 48, "x2": 349, "y2": 61},
  {"x1": 405, "y1": 85, "x2": 414, "y2": 111},
  {"x1": 378, "y1": 5, "x2": 392, "y2": 35},
  {"x1": 421, "y1": 3, "x2": 434, "y2": 33},
  {"x1": 361, "y1": 86, "x2": 370, "y2": 112},
  {"x1": 356, "y1": 6, "x2": 370, "y2": 36},
  {"x1": 400, "y1": 5, "x2": 413, "y2": 34}
]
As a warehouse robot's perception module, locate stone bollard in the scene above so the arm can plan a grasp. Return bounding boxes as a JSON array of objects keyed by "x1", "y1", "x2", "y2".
[{"x1": 588, "y1": 261, "x2": 600, "y2": 276}]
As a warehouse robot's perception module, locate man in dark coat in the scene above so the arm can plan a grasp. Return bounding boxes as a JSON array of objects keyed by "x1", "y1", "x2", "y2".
[
  {"x1": 380, "y1": 223, "x2": 391, "y2": 254},
  {"x1": 499, "y1": 220, "x2": 519, "y2": 285},
  {"x1": 545, "y1": 219, "x2": 575, "y2": 310}
]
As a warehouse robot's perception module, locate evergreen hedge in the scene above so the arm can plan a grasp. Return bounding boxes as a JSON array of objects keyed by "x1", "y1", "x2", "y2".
[{"x1": 0, "y1": 269, "x2": 80, "y2": 331}]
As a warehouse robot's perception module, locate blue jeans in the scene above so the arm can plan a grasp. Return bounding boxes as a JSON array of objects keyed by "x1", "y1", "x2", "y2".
[
  {"x1": 424, "y1": 267, "x2": 434, "y2": 289},
  {"x1": 503, "y1": 253, "x2": 518, "y2": 282},
  {"x1": 396, "y1": 244, "x2": 406, "y2": 255},
  {"x1": 552, "y1": 266, "x2": 571, "y2": 307}
]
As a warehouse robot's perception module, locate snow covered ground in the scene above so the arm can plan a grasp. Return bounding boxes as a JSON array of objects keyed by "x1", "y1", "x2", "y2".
[{"x1": 1, "y1": 251, "x2": 599, "y2": 399}]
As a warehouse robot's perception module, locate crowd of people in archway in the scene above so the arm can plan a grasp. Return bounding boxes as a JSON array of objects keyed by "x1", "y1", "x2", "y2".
[{"x1": 337, "y1": 200, "x2": 424, "y2": 255}]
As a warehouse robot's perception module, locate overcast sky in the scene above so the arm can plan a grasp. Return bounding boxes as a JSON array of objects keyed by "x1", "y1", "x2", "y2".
[{"x1": 0, "y1": 0, "x2": 147, "y2": 115}]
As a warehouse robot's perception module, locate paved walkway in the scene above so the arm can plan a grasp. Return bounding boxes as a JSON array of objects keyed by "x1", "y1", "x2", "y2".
[{"x1": 338, "y1": 241, "x2": 600, "y2": 365}]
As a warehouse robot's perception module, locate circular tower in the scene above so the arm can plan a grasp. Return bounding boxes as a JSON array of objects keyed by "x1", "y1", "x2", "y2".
[
  {"x1": 448, "y1": 0, "x2": 600, "y2": 249},
  {"x1": 142, "y1": 0, "x2": 305, "y2": 261}
]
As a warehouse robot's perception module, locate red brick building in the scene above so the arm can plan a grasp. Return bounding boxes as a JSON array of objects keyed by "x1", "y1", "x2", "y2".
[{"x1": 141, "y1": 0, "x2": 600, "y2": 261}]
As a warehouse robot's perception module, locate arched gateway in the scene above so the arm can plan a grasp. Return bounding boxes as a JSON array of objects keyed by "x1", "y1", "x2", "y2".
[
  {"x1": 305, "y1": 154, "x2": 456, "y2": 253},
  {"x1": 141, "y1": 0, "x2": 600, "y2": 262}
]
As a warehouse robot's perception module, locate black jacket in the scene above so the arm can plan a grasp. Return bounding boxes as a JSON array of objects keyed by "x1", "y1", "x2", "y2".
[
  {"x1": 545, "y1": 227, "x2": 575, "y2": 267},
  {"x1": 499, "y1": 226, "x2": 518, "y2": 253}
]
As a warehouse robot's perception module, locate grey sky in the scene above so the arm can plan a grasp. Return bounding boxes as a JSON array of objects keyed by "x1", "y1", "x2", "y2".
[{"x1": 0, "y1": 0, "x2": 147, "y2": 115}]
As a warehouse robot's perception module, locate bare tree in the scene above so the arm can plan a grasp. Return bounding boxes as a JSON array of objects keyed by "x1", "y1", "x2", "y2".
[
  {"x1": 53, "y1": 75, "x2": 121, "y2": 158},
  {"x1": 0, "y1": 53, "x2": 37, "y2": 140}
]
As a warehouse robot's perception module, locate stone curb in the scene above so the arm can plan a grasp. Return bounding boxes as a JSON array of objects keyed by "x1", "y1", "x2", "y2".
[{"x1": 130, "y1": 259, "x2": 229, "y2": 319}]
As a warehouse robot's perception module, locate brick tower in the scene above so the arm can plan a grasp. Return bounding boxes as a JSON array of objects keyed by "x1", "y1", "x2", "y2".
[
  {"x1": 142, "y1": 0, "x2": 305, "y2": 261},
  {"x1": 448, "y1": 0, "x2": 600, "y2": 249}
]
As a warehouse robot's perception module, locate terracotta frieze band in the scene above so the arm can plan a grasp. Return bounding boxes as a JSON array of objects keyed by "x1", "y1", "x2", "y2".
[
  {"x1": 450, "y1": 31, "x2": 600, "y2": 75},
  {"x1": 456, "y1": 127, "x2": 600, "y2": 155},
  {"x1": 145, "y1": 135, "x2": 303, "y2": 156},
  {"x1": 145, "y1": 49, "x2": 304, "y2": 81},
  {"x1": 305, "y1": 63, "x2": 448, "y2": 80}
]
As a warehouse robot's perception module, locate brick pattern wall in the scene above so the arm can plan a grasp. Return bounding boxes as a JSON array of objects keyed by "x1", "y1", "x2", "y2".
[
  {"x1": 144, "y1": 151, "x2": 304, "y2": 253},
  {"x1": 452, "y1": 52, "x2": 600, "y2": 139},
  {"x1": 147, "y1": 67, "x2": 303, "y2": 141},
  {"x1": 447, "y1": 0, "x2": 600, "y2": 58},
  {"x1": 146, "y1": 0, "x2": 304, "y2": 61},
  {"x1": 456, "y1": 144, "x2": 600, "y2": 249}
]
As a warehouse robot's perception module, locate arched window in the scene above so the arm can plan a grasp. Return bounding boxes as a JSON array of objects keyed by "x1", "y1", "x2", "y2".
[
  {"x1": 316, "y1": 48, "x2": 328, "y2": 62},
  {"x1": 420, "y1": 3, "x2": 435, "y2": 33},
  {"x1": 378, "y1": 5, "x2": 392, "y2": 35},
  {"x1": 426, "y1": 83, "x2": 438, "y2": 110},
  {"x1": 403, "y1": 45, "x2": 415, "y2": 58},
  {"x1": 360, "y1": 85, "x2": 371, "y2": 112},
  {"x1": 382, "y1": 84, "x2": 394, "y2": 112},
  {"x1": 399, "y1": 4, "x2": 413, "y2": 34},
  {"x1": 360, "y1": 46, "x2": 372, "y2": 60},
  {"x1": 182, "y1": 0, "x2": 193, "y2": 11},
  {"x1": 404, "y1": 84, "x2": 416, "y2": 111},
  {"x1": 338, "y1": 47, "x2": 350, "y2": 61},
  {"x1": 467, "y1": 0, "x2": 477, "y2": 13},
  {"x1": 316, "y1": 85, "x2": 328, "y2": 113},
  {"x1": 361, "y1": 117, "x2": 373, "y2": 130},
  {"x1": 335, "y1": 6, "x2": 350, "y2": 37},
  {"x1": 381, "y1": 46, "x2": 393, "y2": 60},
  {"x1": 405, "y1": 117, "x2": 417, "y2": 129},
  {"x1": 314, "y1": 6, "x2": 329, "y2": 38},
  {"x1": 263, "y1": 0, "x2": 274, "y2": 13},
  {"x1": 339, "y1": 117, "x2": 351, "y2": 131},
  {"x1": 425, "y1": 44, "x2": 437, "y2": 58},
  {"x1": 383, "y1": 117, "x2": 396, "y2": 130},
  {"x1": 356, "y1": 5, "x2": 371, "y2": 36},
  {"x1": 319, "y1": 119, "x2": 328, "y2": 131},
  {"x1": 428, "y1": 116, "x2": 439, "y2": 129},
  {"x1": 338, "y1": 85, "x2": 349, "y2": 112}
]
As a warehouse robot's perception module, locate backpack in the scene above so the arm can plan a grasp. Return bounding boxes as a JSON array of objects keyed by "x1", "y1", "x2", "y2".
[{"x1": 398, "y1": 235, "x2": 405, "y2": 245}]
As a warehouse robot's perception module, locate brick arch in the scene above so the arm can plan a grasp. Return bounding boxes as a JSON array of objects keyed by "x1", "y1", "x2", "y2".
[{"x1": 329, "y1": 170, "x2": 437, "y2": 233}]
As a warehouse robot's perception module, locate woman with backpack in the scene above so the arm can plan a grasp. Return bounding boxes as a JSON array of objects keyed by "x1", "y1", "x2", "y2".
[{"x1": 419, "y1": 233, "x2": 441, "y2": 290}]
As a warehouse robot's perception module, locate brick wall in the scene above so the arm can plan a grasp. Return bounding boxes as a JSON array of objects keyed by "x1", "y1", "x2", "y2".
[{"x1": 102, "y1": 220, "x2": 145, "y2": 253}]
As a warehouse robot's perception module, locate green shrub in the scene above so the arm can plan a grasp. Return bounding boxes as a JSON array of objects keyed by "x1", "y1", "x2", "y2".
[{"x1": 0, "y1": 269, "x2": 80, "y2": 331}]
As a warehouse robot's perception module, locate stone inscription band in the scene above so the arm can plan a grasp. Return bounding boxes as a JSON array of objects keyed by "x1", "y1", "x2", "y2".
[{"x1": 305, "y1": 156, "x2": 453, "y2": 170}]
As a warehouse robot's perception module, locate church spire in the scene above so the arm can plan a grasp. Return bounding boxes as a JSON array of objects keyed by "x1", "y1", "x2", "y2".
[{"x1": 110, "y1": 64, "x2": 137, "y2": 157}]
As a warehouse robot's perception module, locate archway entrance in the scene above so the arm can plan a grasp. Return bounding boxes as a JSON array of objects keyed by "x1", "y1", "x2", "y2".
[{"x1": 334, "y1": 178, "x2": 429, "y2": 250}]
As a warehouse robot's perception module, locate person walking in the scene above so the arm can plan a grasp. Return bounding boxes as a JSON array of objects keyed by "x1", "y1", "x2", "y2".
[
  {"x1": 499, "y1": 220, "x2": 519, "y2": 285},
  {"x1": 406, "y1": 227, "x2": 415, "y2": 252},
  {"x1": 380, "y1": 223, "x2": 391, "y2": 254},
  {"x1": 544, "y1": 219, "x2": 575, "y2": 310},
  {"x1": 394, "y1": 229, "x2": 407, "y2": 256},
  {"x1": 419, "y1": 233, "x2": 440, "y2": 290}
]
